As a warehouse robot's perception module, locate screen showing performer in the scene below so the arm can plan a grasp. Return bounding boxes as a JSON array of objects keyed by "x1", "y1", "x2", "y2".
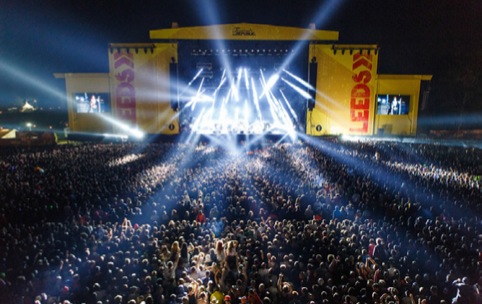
[
  {"x1": 376, "y1": 94, "x2": 410, "y2": 115},
  {"x1": 74, "y1": 93, "x2": 110, "y2": 113}
]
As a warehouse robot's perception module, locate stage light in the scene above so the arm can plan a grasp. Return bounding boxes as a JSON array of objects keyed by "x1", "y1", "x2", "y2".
[
  {"x1": 259, "y1": 71, "x2": 279, "y2": 99},
  {"x1": 243, "y1": 100, "x2": 250, "y2": 130},
  {"x1": 213, "y1": 69, "x2": 227, "y2": 95},
  {"x1": 2, "y1": 61, "x2": 66, "y2": 101},
  {"x1": 96, "y1": 114, "x2": 145, "y2": 139},
  {"x1": 279, "y1": 89, "x2": 299, "y2": 121},
  {"x1": 132, "y1": 128, "x2": 144, "y2": 139},
  {"x1": 243, "y1": 68, "x2": 250, "y2": 90},
  {"x1": 188, "y1": 68, "x2": 204, "y2": 86},
  {"x1": 190, "y1": 78, "x2": 206, "y2": 110},
  {"x1": 282, "y1": 69, "x2": 314, "y2": 91},
  {"x1": 251, "y1": 77, "x2": 263, "y2": 121},
  {"x1": 281, "y1": 78, "x2": 312, "y2": 100}
]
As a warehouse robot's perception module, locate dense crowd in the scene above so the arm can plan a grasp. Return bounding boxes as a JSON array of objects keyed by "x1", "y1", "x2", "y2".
[{"x1": 0, "y1": 138, "x2": 480, "y2": 304}]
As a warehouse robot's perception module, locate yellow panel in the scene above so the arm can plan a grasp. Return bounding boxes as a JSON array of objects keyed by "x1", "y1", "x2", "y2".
[
  {"x1": 152, "y1": 43, "x2": 179, "y2": 134},
  {"x1": 306, "y1": 44, "x2": 379, "y2": 135},
  {"x1": 134, "y1": 49, "x2": 161, "y2": 133},
  {"x1": 307, "y1": 109, "x2": 328, "y2": 135},
  {"x1": 108, "y1": 44, "x2": 180, "y2": 135},
  {"x1": 109, "y1": 50, "x2": 137, "y2": 129},
  {"x1": 374, "y1": 75, "x2": 431, "y2": 135},
  {"x1": 150, "y1": 23, "x2": 339, "y2": 41},
  {"x1": 376, "y1": 116, "x2": 412, "y2": 136},
  {"x1": 62, "y1": 73, "x2": 112, "y2": 134},
  {"x1": 70, "y1": 115, "x2": 113, "y2": 133}
]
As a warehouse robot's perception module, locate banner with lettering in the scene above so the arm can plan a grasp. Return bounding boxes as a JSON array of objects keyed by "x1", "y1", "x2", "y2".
[
  {"x1": 308, "y1": 44, "x2": 378, "y2": 135},
  {"x1": 109, "y1": 43, "x2": 179, "y2": 134},
  {"x1": 109, "y1": 49, "x2": 137, "y2": 126}
]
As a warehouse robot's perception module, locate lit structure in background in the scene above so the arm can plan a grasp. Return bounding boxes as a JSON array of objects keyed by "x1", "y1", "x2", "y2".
[{"x1": 56, "y1": 23, "x2": 431, "y2": 140}]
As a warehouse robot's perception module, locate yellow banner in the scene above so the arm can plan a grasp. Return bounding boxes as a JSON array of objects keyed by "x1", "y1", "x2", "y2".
[
  {"x1": 109, "y1": 43, "x2": 179, "y2": 135},
  {"x1": 307, "y1": 44, "x2": 378, "y2": 135},
  {"x1": 109, "y1": 49, "x2": 137, "y2": 127}
]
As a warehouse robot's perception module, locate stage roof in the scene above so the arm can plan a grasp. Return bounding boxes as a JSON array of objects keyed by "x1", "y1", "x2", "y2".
[{"x1": 150, "y1": 23, "x2": 339, "y2": 41}]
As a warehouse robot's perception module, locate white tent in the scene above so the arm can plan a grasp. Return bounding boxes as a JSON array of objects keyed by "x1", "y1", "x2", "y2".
[{"x1": 20, "y1": 101, "x2": 35, "y2": 112}]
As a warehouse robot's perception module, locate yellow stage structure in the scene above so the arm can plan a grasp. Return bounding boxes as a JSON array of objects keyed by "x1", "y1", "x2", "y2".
[{"x1": 56, "y1": 23, "x2": 431, "y2": 137}]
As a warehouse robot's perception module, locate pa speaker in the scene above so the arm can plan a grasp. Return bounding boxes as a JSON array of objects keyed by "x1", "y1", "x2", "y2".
[
  {"x1": 169, "y1": 62, "x2": 179, "y2": 111},
  {"x1": 308, "y1": 60, "x2": 318, "y2": 111}
]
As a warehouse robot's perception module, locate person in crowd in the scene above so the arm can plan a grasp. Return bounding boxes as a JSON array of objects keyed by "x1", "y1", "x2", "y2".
[{"x1": 452, "y1": 277, "x2": 476, "y2": 303}]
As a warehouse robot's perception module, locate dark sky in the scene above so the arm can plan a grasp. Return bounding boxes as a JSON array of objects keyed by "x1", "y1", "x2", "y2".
[{"x1": 0, "y1": 0, "x2": 480, "y2": 108}]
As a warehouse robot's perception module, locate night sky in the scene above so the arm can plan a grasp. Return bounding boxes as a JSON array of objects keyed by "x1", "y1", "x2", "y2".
[{"x1": 0, "y1": 0, "x2": 480, "y2": 112}]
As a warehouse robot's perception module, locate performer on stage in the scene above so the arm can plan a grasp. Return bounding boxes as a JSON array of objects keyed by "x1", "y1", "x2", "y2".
[{"x1": 89, "y1": 95, "x2": 100, "y2": 113}]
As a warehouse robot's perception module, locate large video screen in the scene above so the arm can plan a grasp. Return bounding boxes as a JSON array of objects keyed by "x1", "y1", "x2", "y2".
[
  {"x1": 377, "y1": 94, "x2": 410, "y2": 115},
  {"x1": 74, "y1": 93, "x2": 110, "y2": 113}
]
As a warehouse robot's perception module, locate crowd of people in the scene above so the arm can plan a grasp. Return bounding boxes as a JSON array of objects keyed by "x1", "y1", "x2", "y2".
[{"x1": 0, "y1": 137, "x2": 480, "y2": 304}]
